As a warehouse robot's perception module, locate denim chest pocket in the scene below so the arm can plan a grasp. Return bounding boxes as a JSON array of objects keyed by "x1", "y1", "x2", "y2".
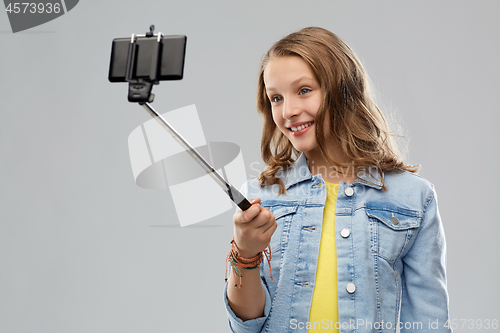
[
  {"x1": 262, "y1": 204, "x2": 298, "y2": 288},
  {"x1": 366, "y1": 207, "x2": 421, "y2": 263}
]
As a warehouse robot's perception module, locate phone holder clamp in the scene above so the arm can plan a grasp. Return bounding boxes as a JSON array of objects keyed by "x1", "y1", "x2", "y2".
[{"x1": 125, "y1": 25, "x2": 163, "y2": 104}]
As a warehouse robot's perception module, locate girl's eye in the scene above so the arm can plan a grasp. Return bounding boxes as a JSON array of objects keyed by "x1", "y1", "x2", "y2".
[
  {"x1": 271, "y1": 96, "x2": 283, "y2": 103},
  {"x1": 299, "y1": 88, "x2": 311, "y2": 95}
]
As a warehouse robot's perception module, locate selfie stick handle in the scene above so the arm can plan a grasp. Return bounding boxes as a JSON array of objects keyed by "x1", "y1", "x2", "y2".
[{"x1": 141, "y1": 102, "x2": 252, "y2": 211}]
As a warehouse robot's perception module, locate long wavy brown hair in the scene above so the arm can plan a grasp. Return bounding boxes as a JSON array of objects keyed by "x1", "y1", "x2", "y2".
[{"x1": 256, "y1": 27, "x2": 419, "y2": 194}]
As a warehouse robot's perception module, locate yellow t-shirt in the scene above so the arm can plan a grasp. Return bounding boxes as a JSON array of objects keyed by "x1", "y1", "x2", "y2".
[{"x1": 308, "y1": 182, "x2": 339, "y2": 332}]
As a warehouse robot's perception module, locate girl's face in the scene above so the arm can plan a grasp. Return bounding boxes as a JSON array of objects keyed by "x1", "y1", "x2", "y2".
[{"x1": 264, "y1": 56, "x2": 323, "y2": 158}]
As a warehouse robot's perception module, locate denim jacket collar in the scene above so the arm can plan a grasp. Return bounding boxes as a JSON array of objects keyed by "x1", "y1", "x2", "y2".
[{"x1": 283, "y1": 153, "x2": 384, "y2": 190}]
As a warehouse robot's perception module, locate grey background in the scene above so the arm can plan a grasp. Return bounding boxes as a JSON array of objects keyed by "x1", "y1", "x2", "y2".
[{"x1": 1, "y1": 1, "x2": 499, "y2": 332}]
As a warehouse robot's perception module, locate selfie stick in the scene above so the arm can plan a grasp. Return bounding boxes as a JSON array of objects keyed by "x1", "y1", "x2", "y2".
[
  {"x1": 141, "y1": 102, "x2": 252, "y2": 211},
  {"x1": 122, "y1": 26, "x2": 252, "y2": 211}
]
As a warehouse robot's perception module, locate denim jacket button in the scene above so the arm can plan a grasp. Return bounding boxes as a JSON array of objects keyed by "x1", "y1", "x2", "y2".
[
  {"x1": 344, "y1": 187, "x2": 354, "y2": 196},
  {"x1": 346, "y1": 283, "x2": 356, "y2": 293},
  {"x1": 341, "y1": 228, "x2": 350, "y2": 238}
]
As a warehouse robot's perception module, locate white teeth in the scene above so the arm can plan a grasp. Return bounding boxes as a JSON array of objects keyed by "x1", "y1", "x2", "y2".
[{"x1": 290, "y1": 122, "x2": 313, "y2": 132}]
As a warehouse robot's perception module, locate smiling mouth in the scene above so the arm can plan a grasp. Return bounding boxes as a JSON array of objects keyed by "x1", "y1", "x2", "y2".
[{"x1": 289, "y1": 121, "x2": 314, "y2": 132}]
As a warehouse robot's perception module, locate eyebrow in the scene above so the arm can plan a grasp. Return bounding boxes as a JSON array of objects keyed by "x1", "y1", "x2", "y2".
[{"x1": 265, "y1": 75, "x2": 315, "y2": 93}]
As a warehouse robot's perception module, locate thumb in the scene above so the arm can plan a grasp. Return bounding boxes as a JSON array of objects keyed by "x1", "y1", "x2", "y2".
[{"x1": 249, "y1": 198, "x2": 261, "y2": 205}]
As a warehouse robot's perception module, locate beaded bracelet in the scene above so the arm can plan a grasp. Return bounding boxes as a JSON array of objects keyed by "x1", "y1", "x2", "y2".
[{"x1": 225, "y1": 237, "x2": 273, "y2": 288}]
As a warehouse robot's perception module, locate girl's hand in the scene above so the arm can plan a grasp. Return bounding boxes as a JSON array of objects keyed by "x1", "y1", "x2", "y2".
[{"x1": 233, "y1": 198, "x2": 277, "y2": 258}]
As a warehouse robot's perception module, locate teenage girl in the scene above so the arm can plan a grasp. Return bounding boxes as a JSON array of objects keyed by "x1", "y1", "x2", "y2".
[{"x1": 224, "y1": 27, "x2": 451, "y2": 333}]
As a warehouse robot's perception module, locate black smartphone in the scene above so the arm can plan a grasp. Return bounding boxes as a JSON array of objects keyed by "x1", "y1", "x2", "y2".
[{"x1": 108, "y1": 34, "x2": 187, "y2": 82}]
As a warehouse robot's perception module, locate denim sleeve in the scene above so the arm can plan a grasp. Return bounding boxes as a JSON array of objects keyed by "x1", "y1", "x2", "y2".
[
  {"x1": 223, "y1": 277, "x2": 272, "y2": 333},
  {"x1": 400, "y1": 185, "x2": 452, "y2": 332}
]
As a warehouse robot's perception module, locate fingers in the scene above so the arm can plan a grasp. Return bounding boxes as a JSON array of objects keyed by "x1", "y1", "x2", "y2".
[
  {"x1": 249, "y1": 198, "x2": 261, "y2": 205},
  {"x1": 254, "y1": 206, "x2": 274, "y2": 229},
  {"x1": 262, "y1": 215, "x2": 278, "y2": 234},
  {"x1": 232, "y1": 198, "x2": 277, "y2": 257},
  {"x1": 236, "y1": 198, "x2": 261, "y2": 223},
  {"x1": 236, "y1": 208, "x2": 276, "y2": 240},
  {"x1": 233, "y1": 198, "x2": 276, "y2": 233},
  {"x1": 236, "y1": 200, "x2": 274, "y2": 230}
]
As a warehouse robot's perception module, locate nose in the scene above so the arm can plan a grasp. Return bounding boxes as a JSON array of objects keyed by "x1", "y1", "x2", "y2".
[{"x1": 282, "y1": 96, "x2": 301, "y2": 120}]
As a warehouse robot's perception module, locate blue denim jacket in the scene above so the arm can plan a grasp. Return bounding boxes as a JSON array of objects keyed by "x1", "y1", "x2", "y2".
[{"x1": 224, "y1": 153, "x2": 451, "y2": 332}]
